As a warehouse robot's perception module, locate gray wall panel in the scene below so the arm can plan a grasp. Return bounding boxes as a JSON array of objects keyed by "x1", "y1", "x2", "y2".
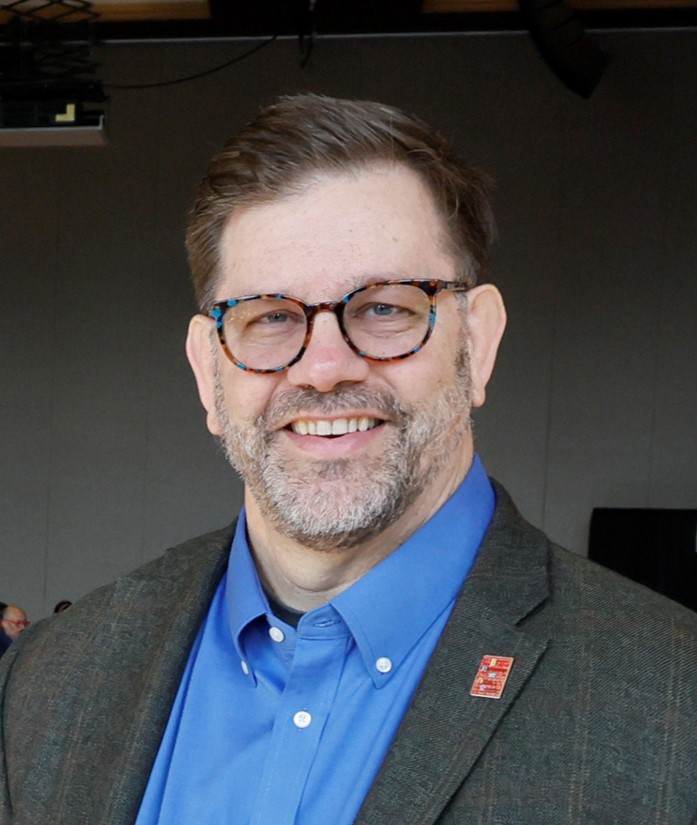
[{"x1": 1, "y1": 31, "x2": 696, "y2": 618}]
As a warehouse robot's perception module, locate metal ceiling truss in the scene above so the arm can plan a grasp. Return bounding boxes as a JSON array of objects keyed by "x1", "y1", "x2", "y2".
[
  {"x1": 0, "y1": 0, "x2": 105, "y2": 136},
  {"x1": 1, "y1": 0, "x2": 100, "y2": 81}
]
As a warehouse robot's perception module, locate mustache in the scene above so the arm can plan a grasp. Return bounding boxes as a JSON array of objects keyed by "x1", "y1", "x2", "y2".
[{"x1": 260, "y1": 386, "x2": 409, "y2": 430}]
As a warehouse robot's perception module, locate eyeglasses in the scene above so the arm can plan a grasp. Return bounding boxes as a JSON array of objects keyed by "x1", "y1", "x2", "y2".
[
  {"x1": 209, "y1": 278, "x2": 468, "y2": 374},
  {"x1": 3, "y1": 619, "x2": 30, "y2": 628}
]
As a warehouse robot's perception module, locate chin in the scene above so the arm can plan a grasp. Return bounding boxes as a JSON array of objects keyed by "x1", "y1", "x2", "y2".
[{"x1": 252, "y1": 457, "x2": 420, "y2": 551}]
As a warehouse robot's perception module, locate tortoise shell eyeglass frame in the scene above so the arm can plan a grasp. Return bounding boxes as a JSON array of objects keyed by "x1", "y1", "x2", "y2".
[{"x1": 208, "y1": 278, "x2": 470, "y2": 374}]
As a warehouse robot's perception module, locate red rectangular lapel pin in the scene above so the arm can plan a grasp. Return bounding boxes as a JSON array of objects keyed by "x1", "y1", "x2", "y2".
[{"x1": 470, "y1": 655, "x2": 515, "y2": 699}]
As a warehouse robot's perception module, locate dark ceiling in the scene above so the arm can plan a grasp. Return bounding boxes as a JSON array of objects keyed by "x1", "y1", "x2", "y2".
[
  {"x1": 91, "y1": 1, "x2": 697, "y2": 42},
  {"x1": 0, "y1": 0, "x2": 695, "y2": 109},
  {"x1": 0, "y1": 1, "x2": 696, "y2": 44}
]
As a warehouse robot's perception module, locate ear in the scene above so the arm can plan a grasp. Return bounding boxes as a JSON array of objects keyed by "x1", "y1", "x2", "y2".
[
  {"x1": 465, "y1": 283, "x2": 507, "y2": 408},
  {"x1": 186, "y1": 314, "x2": 223, "y2": 437}
]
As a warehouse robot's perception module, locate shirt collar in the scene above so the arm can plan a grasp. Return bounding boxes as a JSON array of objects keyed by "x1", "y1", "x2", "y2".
[
  {"x1": 332, "y1": 454, "x2": 494, "y2": 686},
  {"x1": 226, "y1": 515, "x2": 269, "y2": 666},
  {"x1": 225, "y1": 455, "x2": 494, "y2": 687}
]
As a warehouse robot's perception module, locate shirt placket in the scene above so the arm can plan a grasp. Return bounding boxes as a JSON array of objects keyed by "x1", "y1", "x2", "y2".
[{"x1": 249, "y1": 611, "x2": 351, "y2": 825}]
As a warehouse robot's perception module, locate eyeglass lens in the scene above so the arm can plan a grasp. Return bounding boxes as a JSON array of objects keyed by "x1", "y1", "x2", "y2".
[{"x1": 220, "y1": 283, "x2": 436, "y2": 371}]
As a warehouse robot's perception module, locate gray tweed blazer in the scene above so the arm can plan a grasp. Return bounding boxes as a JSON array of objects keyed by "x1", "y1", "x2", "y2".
[{"x1": 2, "y1": 483, "x2": 697, "y2": 824}]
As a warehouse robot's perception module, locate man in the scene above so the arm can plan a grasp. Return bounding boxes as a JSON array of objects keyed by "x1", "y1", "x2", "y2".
[
  {"x1": 1, "y1": 94, "x2": 697, "y2": 824},
  {"x1": 0, "y1": 605, "x2": 29, "y2": 658},
  {"x1": 0, "y1": 603, "x2": 6, "y2": 658}
]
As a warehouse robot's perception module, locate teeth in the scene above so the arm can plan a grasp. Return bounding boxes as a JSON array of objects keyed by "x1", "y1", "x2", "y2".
[
  {"x1": 290, "y1": 417, "x2": 379, "y2": 436},
  {"x1": 332, "y1": 418, "x2": 349, "y2": 435}
]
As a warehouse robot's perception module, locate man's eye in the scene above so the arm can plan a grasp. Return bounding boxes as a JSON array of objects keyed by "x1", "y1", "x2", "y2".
[
  {"x1": 257, "y1": 311, "x2": 292, "y2": 325},
  {"x1": 359, "y1": 303, "x2": 407, "y2": 318},
  {"x1": 242, "y1": 307, "x2": 305, "y2": 333}
]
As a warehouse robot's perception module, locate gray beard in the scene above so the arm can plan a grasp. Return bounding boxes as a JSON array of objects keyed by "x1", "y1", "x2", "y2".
[{"x1": 214, "y1": 345, "x2": 473, "y2": 551}]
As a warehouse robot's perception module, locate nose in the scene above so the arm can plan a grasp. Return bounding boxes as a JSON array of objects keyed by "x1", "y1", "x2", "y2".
[{"x1": 285, "y1": 309, "x2": 370, "y2": 392}]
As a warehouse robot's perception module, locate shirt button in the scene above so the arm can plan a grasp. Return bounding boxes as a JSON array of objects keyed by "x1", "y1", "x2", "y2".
[
  {"x1": 240, "y1": 660, "x2": 250, "y2": 675},
  {"x1": 293, "y1": 711, "x2": 312, "y2": 729},
  {"x1": 375, "y1": 657, "x2": 393, "y2": 674},
  {"x1": 268, "y1": 626, "x2": 285, "y2": 643}
]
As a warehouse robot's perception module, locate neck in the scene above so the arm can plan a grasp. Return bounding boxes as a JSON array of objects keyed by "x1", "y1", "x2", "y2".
[{"x1": 244, "y1": 441, "x2": 474, "y2": 613}]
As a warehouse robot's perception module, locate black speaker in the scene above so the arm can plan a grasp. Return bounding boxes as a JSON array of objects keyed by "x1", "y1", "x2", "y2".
[
  {"x1": 518, "y1": 0, "x2": 609, "y2": 97},
  {"x1": 589, "y1": 508, "x2": 697, "y2": 612}
]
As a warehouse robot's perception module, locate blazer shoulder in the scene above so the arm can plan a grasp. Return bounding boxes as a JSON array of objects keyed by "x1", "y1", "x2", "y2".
[
  {"x1": 0, "y1": 523, "x2": 237, "y2": 824},
  {"x1": 489, "y1": 478, "x2": 697, "y2": 634},
  {"x1": 124, "y1": 522, "x2": 236, "y2": 588},
  {"x1": 548, "y1": 538, "x2": 697, "y2": 634},
  {"x1": 1, "y1": 522, "x2": 236, "y2": 675}
]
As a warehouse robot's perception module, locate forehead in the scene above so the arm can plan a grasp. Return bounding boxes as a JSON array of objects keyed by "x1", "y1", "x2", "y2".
[{"x1": 217, "y1": 164, "x2": 456, "y2": 301}]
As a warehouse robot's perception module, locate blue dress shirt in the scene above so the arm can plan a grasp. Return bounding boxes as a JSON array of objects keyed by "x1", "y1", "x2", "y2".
[{"x1": 136, "y1": 455, "x2": 494, "y2": 825}]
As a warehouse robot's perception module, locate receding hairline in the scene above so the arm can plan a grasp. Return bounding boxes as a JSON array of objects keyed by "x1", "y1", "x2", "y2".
[
  {"x1": 2, "y1": 606, "x2": 26, "y2": 619},
  {"x1": 216, "y1": 159, "x2": 461, "y2": 285},
  {"x1": 186, "y1": 93, "x2": 495, "y2": 310}
]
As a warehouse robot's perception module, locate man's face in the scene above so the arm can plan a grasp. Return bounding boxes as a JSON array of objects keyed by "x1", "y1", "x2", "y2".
[
  {"x1": 188, "y1": 164, "x2": 502, "y2": 550},
  {"x1": 2, "y1": 607, "x2": 29, "y2": 640}
]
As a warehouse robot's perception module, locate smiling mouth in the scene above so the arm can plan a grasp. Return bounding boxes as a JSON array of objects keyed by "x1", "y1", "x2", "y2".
[{"x1": 289, "y1": 416, "x2": 382, "y2": 437}]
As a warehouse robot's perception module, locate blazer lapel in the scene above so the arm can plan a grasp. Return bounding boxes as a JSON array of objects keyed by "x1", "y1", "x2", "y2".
[
  {"x1": 355, "y1": 484, "x2": 551, "y2": 825},
  {"x1": 95, "y1": 526, "x2": 235, "y2": 824},
  {"x1": 3, "y1": 525, "x2": 234, "y2": 825}
]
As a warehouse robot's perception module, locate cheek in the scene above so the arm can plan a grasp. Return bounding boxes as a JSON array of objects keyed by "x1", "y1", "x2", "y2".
[
  {"x1": 220, "y1": 371, "x2": 281, "y2": 426},
  {"x1": 406, "y1": 346, "x2": 467, "y2": 405},
  {"x1": 378, "y1": 352, "x2": 448, "y2": 406},
  {"x1": 398, "y1": 315, "x2": 466, "y2": 392}
]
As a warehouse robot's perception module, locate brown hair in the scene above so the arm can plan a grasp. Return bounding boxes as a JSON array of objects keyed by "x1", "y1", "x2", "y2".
[{"x1": 186, "y1": 93, "x2": 495, "y2": 310}]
